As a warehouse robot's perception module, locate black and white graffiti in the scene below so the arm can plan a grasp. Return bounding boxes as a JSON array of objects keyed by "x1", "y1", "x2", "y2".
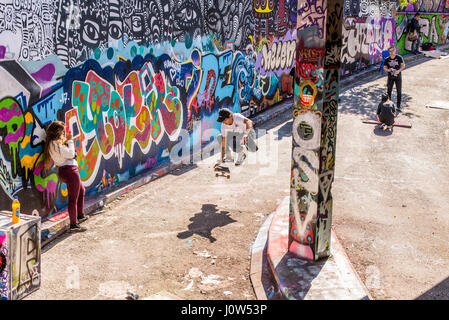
[
  {"x1": 0, "y1": 0, "x2": 56, "y2": 61},
  {"x1": 53, "y1": 0, "x2": 255, "y2": 68},
  {"x1": 344, "y1": 0, "x2": 395, "y2": 19}
]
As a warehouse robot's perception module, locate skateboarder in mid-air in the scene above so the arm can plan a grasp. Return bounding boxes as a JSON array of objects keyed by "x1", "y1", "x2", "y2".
[
  {"x1": 216, "y1": 108, "x2": 257, "y2": 166},
  {"x1": 377, "y1": 94, "x2": 396, "y2": 131}
]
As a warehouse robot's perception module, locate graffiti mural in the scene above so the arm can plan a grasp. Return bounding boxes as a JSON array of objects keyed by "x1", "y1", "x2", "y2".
[
  {"x1": 254, "y1": 0, "x2": 298, "y2": 37},
  {"x1": 0, "y1": 0, "x2": 56, "y2": 61},
  {"x1": 398, "y1": 0, "x2": 449, "y2": 13},
  {"x1": 249, "y1": 30, "x2": 296, "y2": 116},
  {"x1": 0, "y1": 36, "x2": 293, "y2": 218},
  {"x1": 340, "y1": 0, "x2": 395, "y2": 76},
  {"x1": 289, "y1": 0, "x2": 343, "y2": 261},
  {"x1": 341, "y1": 17, "x2": 395, "y2": 76},
  {"x1": 54, "y1": 0, "x2": 255, "y2": 68},
  {"x1": 0, "y1": 1, "x2": 297, "y2": 217},
  {"x1": 396, "y1": 13, "x2": 449, "y2": 54}
]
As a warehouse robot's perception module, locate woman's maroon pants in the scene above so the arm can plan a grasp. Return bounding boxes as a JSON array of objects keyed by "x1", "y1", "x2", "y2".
[{"x1": 57, "y1": 165, "x2": 85, "y2": 225}]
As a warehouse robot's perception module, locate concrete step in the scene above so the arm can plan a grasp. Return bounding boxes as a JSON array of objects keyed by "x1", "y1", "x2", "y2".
[{"x1": 261, "y1": 196, "x2": 372, "y2": 300}]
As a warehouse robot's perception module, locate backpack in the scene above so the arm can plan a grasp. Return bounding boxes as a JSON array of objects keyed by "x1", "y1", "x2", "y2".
[
  {"x1": 408, "y1": 30, "x2": 418, "y2": 41},
  {"x1": 422, "y1": 42, "x2": 433, "y2": 51}
]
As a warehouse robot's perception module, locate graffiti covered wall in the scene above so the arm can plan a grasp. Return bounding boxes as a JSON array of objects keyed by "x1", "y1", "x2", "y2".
[
  {"x1": 250, "y1": 0, "x2": 298, "y2": 116},
  {"x1": 0, "y1": 1, "x2": 297, "y2": 218},
  {"x1": 341, "y1": 0, "x2": 396, "y2": 76},
  {"x1": 396, "y1": 0, "x2": 449, "y2": 55}
]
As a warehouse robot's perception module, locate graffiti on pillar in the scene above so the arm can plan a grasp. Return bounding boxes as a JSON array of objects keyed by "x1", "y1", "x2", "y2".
[
  {"x1": 297, "y1": 0, "x2": 327, "y2": 39},
  {"x1": 290, "y1": 0, "x2": 343, "y2": 261}
]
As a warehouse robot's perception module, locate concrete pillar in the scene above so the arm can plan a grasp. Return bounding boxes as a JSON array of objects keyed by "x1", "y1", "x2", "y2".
[{"x1": 289, "y1": 0, "x2": 344, "y2": 261}]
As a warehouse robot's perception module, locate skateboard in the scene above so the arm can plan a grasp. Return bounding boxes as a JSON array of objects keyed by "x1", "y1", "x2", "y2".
[
  {"x1": 425, "y1": 104, "x2": 449, "y2": 110},
  {"x1": 214, "y1": 164, "x2": 230, "y2": 179},
  {"x1": 362, "y1": 119, "x2": 412, "y2": 128}
]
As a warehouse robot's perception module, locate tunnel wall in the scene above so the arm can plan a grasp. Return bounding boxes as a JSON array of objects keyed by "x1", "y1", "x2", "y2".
[
  {"x1": 0, "y1": 0, "x2": 297, "y2": 218},
  {"x1": 341, "y1": 0, "x2": 396, "y2": 76},
  {"x1": 396, "y1": 1, "x2": 449, "y2": 55}
]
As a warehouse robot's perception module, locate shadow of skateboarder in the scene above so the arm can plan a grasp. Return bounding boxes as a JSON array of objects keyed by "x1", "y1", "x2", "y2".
[{"x1": 177, "y1": 204, "x2": 237, "y2": 243}]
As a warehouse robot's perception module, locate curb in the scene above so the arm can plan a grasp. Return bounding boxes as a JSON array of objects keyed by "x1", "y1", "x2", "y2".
[
  {"x1": 249, "y1": 212, "x2": 276, "y2": 300},
  {"x1": 40, "y1": 98, "x2": 293, "y2": 248}
]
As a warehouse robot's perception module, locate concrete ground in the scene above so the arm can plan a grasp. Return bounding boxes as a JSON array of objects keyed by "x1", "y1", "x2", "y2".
[
  {"x1": 26, "y1": 56, "x2": 449, "y2": 300},
  {"x1": 333, "y1": 56, "x2": 449, "y2": 300},
  {"x1": 26, "y1": 109, "x2": 293, "y2": 300}
]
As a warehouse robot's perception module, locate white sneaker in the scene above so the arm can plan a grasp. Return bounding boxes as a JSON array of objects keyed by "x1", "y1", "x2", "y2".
[{"x1": 235, "y1": 151, "x2": 247, "y2": 166}]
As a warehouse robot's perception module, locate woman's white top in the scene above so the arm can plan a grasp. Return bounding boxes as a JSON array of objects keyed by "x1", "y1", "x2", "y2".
[{"x1": 49, "y1": 140, "x2": 78, "y2": 167}]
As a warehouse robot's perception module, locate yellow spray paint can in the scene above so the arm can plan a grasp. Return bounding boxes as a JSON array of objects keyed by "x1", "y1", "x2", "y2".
[{"x1": 12, "y1": 196, "x2": 20, "y2": 224}]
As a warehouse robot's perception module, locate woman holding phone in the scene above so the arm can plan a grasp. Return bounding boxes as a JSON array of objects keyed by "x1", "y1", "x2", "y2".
[{"x1": 43, "y1": 121, "x2": 88, "y2": 232}]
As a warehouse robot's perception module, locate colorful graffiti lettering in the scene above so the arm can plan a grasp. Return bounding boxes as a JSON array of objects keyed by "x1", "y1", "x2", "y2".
[
  {"x1": 0, "y1": 1, "x2": 297, "y2": 217},
  {"x1": 341, "y1": 17, "x2": 395, "y2": 76}
]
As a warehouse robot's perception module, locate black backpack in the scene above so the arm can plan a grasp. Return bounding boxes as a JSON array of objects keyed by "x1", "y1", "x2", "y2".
[{"x1": 422, "y1": 42, "x2": 433, "y2": 51}]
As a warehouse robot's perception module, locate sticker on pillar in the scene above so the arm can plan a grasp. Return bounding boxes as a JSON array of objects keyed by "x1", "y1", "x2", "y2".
[
  {"x1": 292, "y1": 112, "x2": 321, "y2": 150},
  {"x1": 297, "y1": 80, "x2": 317, "y2": 109}
]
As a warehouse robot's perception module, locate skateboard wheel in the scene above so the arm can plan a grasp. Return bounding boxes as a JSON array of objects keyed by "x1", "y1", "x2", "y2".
[
  {"x1": 226, "y1": 175, "x2": 230, "y2": 179},
  {"x1": 216, "y1": 173, "x2": 218, "y2": 177}
]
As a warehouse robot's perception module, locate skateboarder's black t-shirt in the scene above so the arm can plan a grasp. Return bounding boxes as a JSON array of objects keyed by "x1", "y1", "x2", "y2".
[
  {"x1": 377, "y1": 101, "x2": 396, "y2": 125},
  {"x1": 384, "y1": 55, "x2": 404, "y2": 77}
]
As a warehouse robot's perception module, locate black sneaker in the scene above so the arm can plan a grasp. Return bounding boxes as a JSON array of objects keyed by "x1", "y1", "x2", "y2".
[
  {"x1": 78, "y1": 215, "x2": 89, "y2": 223},
  {"x1": 70, "y1": 224, "x2": 87, "y2": 232}
]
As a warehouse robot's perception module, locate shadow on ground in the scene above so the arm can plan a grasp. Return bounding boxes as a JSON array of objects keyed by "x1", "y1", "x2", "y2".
[
  {"x1": 254, "y1": 108, "x2": 293, "y2": 141},
  {"x1": 339, "y1": 82, "x2": 415, "y2": 119},
  {"x1": 42, "y1": 231, "x2": 72, "y2": 253},
  {"x1": 373, "y1": 125, "x2": 394, "y2": 136},
  {"x1": 339, "y1": 56, "x2": 434, "y2": 120},
  {"x1": 275, "y1": 120, "x2": 293, "y2": 141},
  {"x1": 274, "y1": 252, "x2": 327, "y2": 300},
  {"x1": 259, "y1": 244, "x2": 283, "y2": 300},
  {"x1": 169, "y1": 163, "x2": 198, "y2": 176},
  {"x1": 177, "y1": 204, "x2": 237, "y2": 243},
  {"x1": 415, "y1": 276, "x2": 449, "y2": 300}
]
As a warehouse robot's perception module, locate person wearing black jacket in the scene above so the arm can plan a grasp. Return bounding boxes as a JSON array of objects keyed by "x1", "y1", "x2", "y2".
[
  {"x1": 407, "y1": 13, "x2": 421, "y2": 54},
  {"x1": 377, "y1": 94, "x2": 396, "y2": 131}
]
